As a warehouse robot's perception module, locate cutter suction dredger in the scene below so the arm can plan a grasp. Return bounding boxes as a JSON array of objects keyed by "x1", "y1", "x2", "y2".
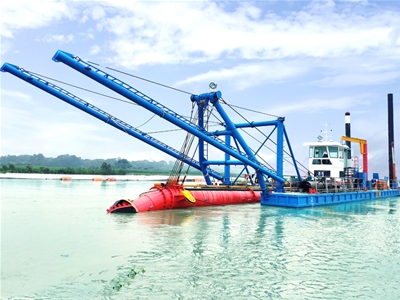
[{"x1": 1, "y1": 49, "x2": 305, "y2": 213}]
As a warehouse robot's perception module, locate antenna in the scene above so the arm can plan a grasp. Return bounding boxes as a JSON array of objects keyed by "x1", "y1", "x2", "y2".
[{"x1": 320, "y1": 122, "x2": 333, "y2": 141}]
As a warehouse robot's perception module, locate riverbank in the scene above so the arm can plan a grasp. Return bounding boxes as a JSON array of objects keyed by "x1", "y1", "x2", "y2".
[{"x1": 0, "y1": 173, "x2": 205, "y2": 182}]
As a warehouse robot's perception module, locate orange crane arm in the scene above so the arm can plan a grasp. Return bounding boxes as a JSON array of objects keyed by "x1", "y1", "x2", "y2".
[
  {"x1": 341, "y1": 135, "x2": 368, "y2": 180},
  {"x1": 341, "y1": 136, "x2": 367, "y2": 154}
]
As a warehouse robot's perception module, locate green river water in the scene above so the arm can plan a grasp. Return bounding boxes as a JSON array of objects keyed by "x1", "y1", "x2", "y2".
[{"x1": 1, "y1": 179, "x2": 399, "y2": 299}]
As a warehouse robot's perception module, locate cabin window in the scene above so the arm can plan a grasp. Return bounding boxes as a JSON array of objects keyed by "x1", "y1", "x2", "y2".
[
  {"x1": 309, "y1": 147, "x2": 314, "y2": 158},
  {"x1": 322, "y1": 159, "x2": 332, "y2": 165},
  {"x1": 314, "y1": 146, "x2": 327, "y2": 158},
  {"x1": 339, "y1": 149, "x2": 343, "y2": 159},
  {"x1": 329, "y1": 146, "x2": 338, "y2": 158},
  {"x1": 312, "y1": 159, "x2": 321, "y2": 164}
]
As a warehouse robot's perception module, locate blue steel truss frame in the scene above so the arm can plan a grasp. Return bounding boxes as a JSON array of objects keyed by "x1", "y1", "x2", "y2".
[
  {"x1": 0, "y1": 63, "x2": 222, "y2": 180},
  {"x1": 2, "y1": 49, "x2": 303, "y2": 197}
]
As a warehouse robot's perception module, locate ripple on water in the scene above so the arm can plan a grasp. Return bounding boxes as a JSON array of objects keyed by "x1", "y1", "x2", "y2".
[{"x1": 2, "y1": 180, "x2": 400, "y2": 299}]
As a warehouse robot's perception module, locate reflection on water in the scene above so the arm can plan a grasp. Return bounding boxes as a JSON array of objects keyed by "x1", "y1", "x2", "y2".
[{"x1": 1, "y1": 179, "x2": 400, "y2": 299}]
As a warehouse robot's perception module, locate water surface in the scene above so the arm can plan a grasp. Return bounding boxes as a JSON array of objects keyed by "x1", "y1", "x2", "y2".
[{"x1": 1, "y1": 179, "x2": 399, "y2": 299}]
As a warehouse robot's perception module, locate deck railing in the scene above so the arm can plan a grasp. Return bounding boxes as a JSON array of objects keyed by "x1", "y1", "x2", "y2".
[{"x1": 284, "y1": 176, "x2": 398, "y2": 194}]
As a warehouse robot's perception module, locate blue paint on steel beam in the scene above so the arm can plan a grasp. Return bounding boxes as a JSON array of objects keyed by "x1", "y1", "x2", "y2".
[
  {"x1": 1, "y1": 62, "x2": 223, "y2": 180},
  {"x1": 262, "y1": 189, "x2": 400, "y2": 208},
  {"x1": 207, "y1": 95, "x2": 269, "y2": 191},
  {"x1": 197, "y1": 97, "x2": 212, "y2": 185},
  {"x1": 52, "y1": 50, "x2": 285, "y2": 185},
  {"x1": 224, "y1": 135, "x2": 231, "y2": 184},
  {"x1": 208, "y1": 130, "x2": 233, "y2": 136},
  {"x1": 234, "y1": 120, "x2": 280, "y2": 128},
  {"x1": 276, "y1": 119, "x2": 284, "y2": 192},
  {"x1": 205, "y1": 160, "x2": 247, "y2": 165},
  {"x1": 284, "y1": 127, "x2": 302, "y2": 181}
]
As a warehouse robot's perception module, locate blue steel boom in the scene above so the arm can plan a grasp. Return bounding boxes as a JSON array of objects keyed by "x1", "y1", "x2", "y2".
[
  {"x1": 0, "y1": 62, "x2": 223, "y2": 180},
  {"x1": 51, "y1": 50, "x2": 301, "y2": 195},
  {"x1": 2, "y1": 49, "x2": 305, "y2": 207}
]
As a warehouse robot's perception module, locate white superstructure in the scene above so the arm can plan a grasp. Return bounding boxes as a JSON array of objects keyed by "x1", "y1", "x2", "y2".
[{"x1": 303, "y1": 140, "x2": 354, "y2": 178}]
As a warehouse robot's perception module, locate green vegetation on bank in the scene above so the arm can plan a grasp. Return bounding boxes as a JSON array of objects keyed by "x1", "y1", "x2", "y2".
[{"x1": 0, "y1": 154, "x2": 203, "y2": 176}]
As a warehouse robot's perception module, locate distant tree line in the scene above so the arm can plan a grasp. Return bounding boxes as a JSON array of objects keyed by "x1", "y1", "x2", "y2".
[{"x1": 0, "y1": 154, "x2": 202, "y2": 176}]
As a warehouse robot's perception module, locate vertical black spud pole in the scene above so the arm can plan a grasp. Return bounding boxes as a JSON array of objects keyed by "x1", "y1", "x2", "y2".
[
  {"x1": 345, "y1": 112, "x2": 351, "y2": 158},
  {"x1": 388, "y1": 93, "x2": 395, "y2": 188}
]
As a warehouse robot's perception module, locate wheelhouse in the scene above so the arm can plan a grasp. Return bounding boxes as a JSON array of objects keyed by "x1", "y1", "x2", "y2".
[{"x1": 303, "y1": 141, "x2": 353, "y2": 178}]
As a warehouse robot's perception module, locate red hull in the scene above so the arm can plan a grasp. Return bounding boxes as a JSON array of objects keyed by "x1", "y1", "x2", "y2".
[{"x1": 107, "y1": 183, "x2": 261, "y2": 213}]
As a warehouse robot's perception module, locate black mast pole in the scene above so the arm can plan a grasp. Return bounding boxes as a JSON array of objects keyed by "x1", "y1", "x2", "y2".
[{"x1": 388, "y1": 93, "x2": 396, "y2": 188}]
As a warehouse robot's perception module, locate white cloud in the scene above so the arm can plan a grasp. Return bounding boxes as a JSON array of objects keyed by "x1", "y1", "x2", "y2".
[
  {"x1": 88, "y1": 1, "x2": 400, "y2": 68},
  {"x1": 1, "y1": 40, "x2": 13, "y2": 55},
  {"x1": 312, "y1": 70, "x2": 400, "y2": 87},
  {"x1": 91, "y1": 5, "x2": 106, "y2": 20},
  {"x1": 40, "y1": 34, "x2": 74, "y2": 44},
  {"x1": 3, "y1": 1, "x2": 399, "y2": 89},
  {"x1": 1, "y1": 1, "x2": 74, "y2": 38},
  {"x1": 176, "y1": 60, "x2": 308, "y2": 90},
  {"x1": 1, "y1": 89, "x2": 33, "y2": 104},
  {"x1": 90, "y1": 45, "x2": 101, "y2": 55},
  {"x1": 307, "y1": 55, "x2": 400, "y2": 87},
  {"x1": 268, "y1": 94, "x2": 372, "y2": 116}
]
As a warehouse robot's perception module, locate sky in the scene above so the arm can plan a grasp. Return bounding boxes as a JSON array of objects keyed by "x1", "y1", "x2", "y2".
[{"x1": 1, "y1": 0, "x2": 400, "y2": 178}]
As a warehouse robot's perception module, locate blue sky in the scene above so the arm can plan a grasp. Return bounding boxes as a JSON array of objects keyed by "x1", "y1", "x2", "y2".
[{"x1": 1, "y1": 0, "x2": 399, "y2": 178}]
